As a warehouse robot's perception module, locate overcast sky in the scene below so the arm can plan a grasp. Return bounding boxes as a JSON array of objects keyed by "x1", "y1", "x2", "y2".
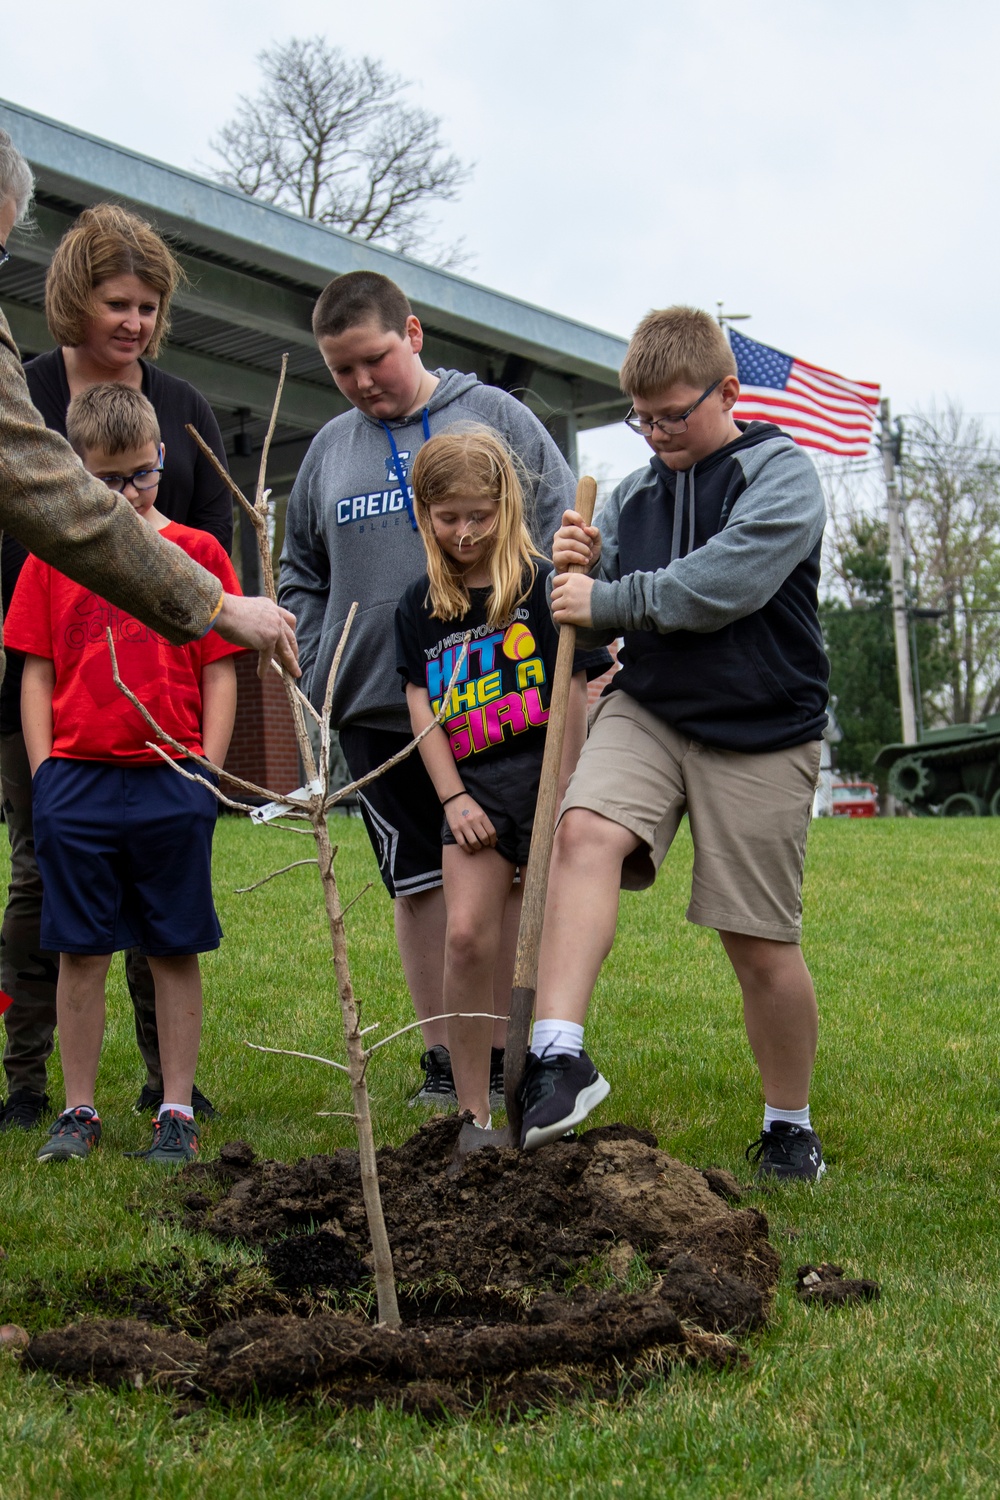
[{"x1": 5, "y1": 0, "x2": 999, "y2": 480}]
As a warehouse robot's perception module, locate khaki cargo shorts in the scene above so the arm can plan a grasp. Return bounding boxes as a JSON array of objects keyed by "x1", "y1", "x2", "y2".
[{"x1": 560, "y1": 692, "x2": 822, "y2": 943}]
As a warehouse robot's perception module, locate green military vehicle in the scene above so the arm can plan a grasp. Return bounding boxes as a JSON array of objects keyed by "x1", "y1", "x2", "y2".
[{"x1": 875, "y1": 715, "x2": 1000, "y2": 816}]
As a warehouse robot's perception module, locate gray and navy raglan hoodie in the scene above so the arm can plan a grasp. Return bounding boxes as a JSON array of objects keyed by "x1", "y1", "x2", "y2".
[
  {"x1": 278, "y1": 369, "x2": 575, "y2": 732},
  {"x1": 580, "y1": 421, "x2": 829, "y2": 752}
]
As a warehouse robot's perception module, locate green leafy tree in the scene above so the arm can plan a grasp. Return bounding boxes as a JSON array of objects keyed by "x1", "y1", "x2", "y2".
[{"x1": 820, "y1": 517, "x2": 901, "y2": 779}]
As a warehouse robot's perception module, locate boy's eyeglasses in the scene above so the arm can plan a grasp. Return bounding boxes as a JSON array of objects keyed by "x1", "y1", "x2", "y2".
[
  {"x1": 624, "y1": 380, "x2": 721, "y2": 437},
  {"x1": 97, "y1": 462, "x2": 164, "y2": 494}
]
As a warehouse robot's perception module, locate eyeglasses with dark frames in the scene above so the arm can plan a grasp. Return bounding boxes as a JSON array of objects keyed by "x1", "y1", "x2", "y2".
[
  {"x1": 624, "y1": 380, "x2": 721, "y2": 437},
  {"x1": 94, "y1": 446, "x2": 165, "y2": 494},
  {"x1": 0, "y1": 240, "x2": 10, "y2": 270}
]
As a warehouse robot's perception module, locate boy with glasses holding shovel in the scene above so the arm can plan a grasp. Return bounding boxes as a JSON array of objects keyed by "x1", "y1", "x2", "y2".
[{"x1": 517, "y1": 306, "x2": 830, "y2": 1181}]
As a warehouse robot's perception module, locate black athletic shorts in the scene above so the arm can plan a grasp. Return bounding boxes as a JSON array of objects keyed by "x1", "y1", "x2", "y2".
[
  {"x1": 441, "y1": 746, "x2": 545, "y2": 867},
  {"x1": 339, "y1": 725, "x2": 443, "y2": 899}
]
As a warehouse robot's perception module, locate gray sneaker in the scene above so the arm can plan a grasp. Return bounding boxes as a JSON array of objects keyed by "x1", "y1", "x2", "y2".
[
  {"x1": 127, "y1": 1110, "x2": 200, "y2": 1166},
  {"x1": 489, "y1": 1047, "x2": 506, "y2": 1111},
  {"x1": 407, "y1": 1046, "x2": 457, "y2": 1108},
  {"x1": 36, "y1": 1107, "x2": 102, "y2": 1162}
]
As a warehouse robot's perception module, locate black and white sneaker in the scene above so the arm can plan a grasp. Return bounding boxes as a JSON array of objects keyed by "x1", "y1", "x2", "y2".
[
  {"x1": 488, "y1": 1047, "x2": 506, "y2": 1111},
  {"x1": 518, "y1": 1049, "x2": 610, "y2": 1152},
  {"x1": 746, "y1": 1122, "x2": 826, "y2": 1182},
  {"x1": 133, "y1": 1082, "x2": 218, "y2": 1120},
  {"x1": 407, "y1": 1045, "x2": 457, "y2": 1108}
]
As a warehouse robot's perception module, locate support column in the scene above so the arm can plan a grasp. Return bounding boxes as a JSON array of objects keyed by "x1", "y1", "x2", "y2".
[
  {"x1": 546, "y1": 411, "x2": 579, "y2": 473},
  {"x1": 880, "y1": 398, "x2": 917, "y2": 746}
]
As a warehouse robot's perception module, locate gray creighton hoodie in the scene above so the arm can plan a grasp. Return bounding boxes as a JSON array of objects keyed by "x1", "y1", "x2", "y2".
[{"x1": 278, "y1": 370, "x2": 575, "y2": 732}]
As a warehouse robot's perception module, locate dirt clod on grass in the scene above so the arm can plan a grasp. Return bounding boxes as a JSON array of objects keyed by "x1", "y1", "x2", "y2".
[
  {"x1": 26, "y1": 1320, "x2": 201, "y2": 1392},
  {"x1": 796, "y1": 1262, "x2": 881, "y2": 1307},
  {"x1": 23, "y1": 1116, "x2": 782, "y2": 1417}
]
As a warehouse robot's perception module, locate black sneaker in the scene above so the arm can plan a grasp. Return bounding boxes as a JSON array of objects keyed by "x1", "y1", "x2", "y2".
[
  {"x1": 36, "y1": 1107, "x2": 102, "y2": 1162},
  {"x1": 127, "y1": 1110, "x2": 200, "y2": 1166},
  {"x1": 407, "y1": 1046, "x2": 457, "y2": 1108},
  {"x1": 489, "y1": 1047, "x2": 506, "y2": 1111},
  {"x1": 518, "y1": 1049, "x2": 610, "y2": 1152},
  {"x1": 746, "y1": 1122, "x2": 826, "y2": 1183},
  {"x1": 0, "y1": 1088, "x2": 51, "y2": 1132},
  {"x1": 133, "y1": 1083, "x2": 218, "y2": 1120}
]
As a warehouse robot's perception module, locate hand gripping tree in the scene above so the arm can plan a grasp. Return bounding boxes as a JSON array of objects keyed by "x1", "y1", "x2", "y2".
[{"x1": 106, "y1": 359, "x2": 474, "y2": 1328}]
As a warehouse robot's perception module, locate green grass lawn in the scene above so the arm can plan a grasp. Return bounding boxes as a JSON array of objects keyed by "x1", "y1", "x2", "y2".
[{"x1": 2, "y1": 814, "x2": 1000, "y2": 1499}]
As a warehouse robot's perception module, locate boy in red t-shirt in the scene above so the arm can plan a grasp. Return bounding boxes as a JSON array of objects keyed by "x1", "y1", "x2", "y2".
[{"x1": 4, "y1": 384, "x2": 241, "y2": 1166}]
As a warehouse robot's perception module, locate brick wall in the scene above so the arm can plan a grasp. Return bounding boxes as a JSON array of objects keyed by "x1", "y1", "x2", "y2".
[
  {"x1": 224, "y1": 653, "x2": 302, "y2": 797},
  {"x1": 587, "y1": 639, "x2": 621, "y2": 707}
]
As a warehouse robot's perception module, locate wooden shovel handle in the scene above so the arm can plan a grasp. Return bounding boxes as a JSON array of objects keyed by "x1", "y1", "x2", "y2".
[{"x1": 505, "y1": 476, "x2": 598, "y2": 1130}]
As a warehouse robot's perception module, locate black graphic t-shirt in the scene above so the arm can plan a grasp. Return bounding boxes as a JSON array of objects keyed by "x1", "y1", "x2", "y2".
[{"x1": 395, "y1": 562, "x2": 598, "y2": 765}]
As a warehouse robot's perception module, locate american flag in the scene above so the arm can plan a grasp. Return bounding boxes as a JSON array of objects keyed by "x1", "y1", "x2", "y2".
[{"x1": 729, "y1": 329, "x2": 880, "y2": 458}]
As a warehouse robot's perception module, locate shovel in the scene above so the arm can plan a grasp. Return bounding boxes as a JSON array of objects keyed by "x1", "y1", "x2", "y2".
[{"x1": 457, "y1": 475, "x2": 598, "y2": 1155}]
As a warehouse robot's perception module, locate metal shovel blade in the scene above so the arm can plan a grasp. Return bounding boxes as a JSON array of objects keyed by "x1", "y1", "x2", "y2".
[{"x1": 455, "y1": 1119, "x2": 514, "y2": 1156}]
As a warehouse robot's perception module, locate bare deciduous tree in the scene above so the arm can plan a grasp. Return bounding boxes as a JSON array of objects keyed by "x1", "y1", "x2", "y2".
[
  {"x1": 210, "y1": 36, "x2": 471, "y2": 266},
  {"x1": 105, "y1": 360, "x2": 462, "y2": 1326},
  {"x1": 815, "y1": 405, "x2": 1000, "y2": 750},
  {"x1": 901, "y1": 404, "x2": 1000, "y2": 724}
]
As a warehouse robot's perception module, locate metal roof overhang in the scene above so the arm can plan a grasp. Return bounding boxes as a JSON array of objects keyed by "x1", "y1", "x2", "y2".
[{"x1": 0, "y1": 97, "x2": 629, "y2": 484}]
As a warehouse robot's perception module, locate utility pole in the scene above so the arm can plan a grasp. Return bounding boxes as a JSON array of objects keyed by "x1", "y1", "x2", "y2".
[
  {"x1": 716, "y1": 301, "x2": 751, "y2": 330},
  {"x1": 880, "y1": 397, "x2": 917, "y2": 745}
]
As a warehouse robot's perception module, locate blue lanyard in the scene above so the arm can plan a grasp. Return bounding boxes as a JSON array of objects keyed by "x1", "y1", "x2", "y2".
[{"x1": 380, "y1": 409, "x2": 431, "y2": 531}]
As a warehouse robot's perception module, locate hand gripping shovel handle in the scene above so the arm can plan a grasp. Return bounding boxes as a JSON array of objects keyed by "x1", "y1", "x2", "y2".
[{"x1": 505, "y1": 477, "x2": 598, "y2": 1140}]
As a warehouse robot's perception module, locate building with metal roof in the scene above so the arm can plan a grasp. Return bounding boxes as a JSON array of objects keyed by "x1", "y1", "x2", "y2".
[
  {"x1": 1, "y1": 96, "x2": 628, "y2": 590},
  {"x1": 1, "y1": 96, "x2": 629, "y2": 790}
]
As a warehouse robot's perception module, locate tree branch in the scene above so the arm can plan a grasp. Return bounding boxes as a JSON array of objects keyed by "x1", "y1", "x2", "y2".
[
  {"x1": 235, "y1": 859, "x2": 318, "y2": 893},
  {"x1": 245, "y1": 1041, "x2": 351, "y2": 1074},
  {"x1": 365, "y1": 1012, "x2": 506, "y2": 1055}
]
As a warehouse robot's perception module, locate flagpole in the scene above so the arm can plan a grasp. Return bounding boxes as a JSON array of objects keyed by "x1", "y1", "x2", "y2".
[{"x1": 880, "y1": 397, "x2": 917, "y2": 746}]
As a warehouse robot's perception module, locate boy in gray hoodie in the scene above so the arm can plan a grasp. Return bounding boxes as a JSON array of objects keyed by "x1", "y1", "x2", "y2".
[
  {"x1": 278, "y1": 272, "x2": 576, "y2": 1102},
  {"x1": 518, "y1": 307, "x2": 828, "y2": 1181}
]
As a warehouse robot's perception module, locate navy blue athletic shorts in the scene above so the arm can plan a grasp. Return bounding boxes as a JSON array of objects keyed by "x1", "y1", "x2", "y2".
[
  {"x1": 440, "y1": 746, "x2": 544, "y2": 867},
  {"x1": 32, "y1": 757, "x2": 222, "y2": 956},
  {"x1": 338, "y1": 725, "x2": 443, "y2": 899}
]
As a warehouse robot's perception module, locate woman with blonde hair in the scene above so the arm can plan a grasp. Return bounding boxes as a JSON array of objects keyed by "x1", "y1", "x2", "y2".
[{"x1": 1, "y1": 202, "x2": 233, "y2": 1132}]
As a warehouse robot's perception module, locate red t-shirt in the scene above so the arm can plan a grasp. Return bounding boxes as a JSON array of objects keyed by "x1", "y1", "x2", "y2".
[{"x1": 4, "y1": 520, "x2": 242, "y2": 763}]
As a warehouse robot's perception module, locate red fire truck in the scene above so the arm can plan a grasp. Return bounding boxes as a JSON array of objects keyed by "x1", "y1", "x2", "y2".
[{"x1": 831, "y1": 782, "x2": 879, "y2": 818}]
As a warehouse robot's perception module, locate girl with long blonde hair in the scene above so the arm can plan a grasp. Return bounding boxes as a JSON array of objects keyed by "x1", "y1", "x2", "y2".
[{"x1": 394, "y1": 427, "x2": 596, "y2": 1128}]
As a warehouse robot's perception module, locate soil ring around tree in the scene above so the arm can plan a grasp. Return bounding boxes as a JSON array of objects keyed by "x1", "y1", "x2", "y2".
[{"x1": 24, "y1": 1117, "x2": 784, "y2": 1419}]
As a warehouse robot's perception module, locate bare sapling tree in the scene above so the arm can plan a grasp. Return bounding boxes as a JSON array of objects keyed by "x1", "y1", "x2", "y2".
[
  {"x1": 209, "y1": 35, "x2": 471, "y2": 266},
  {"x1": 105, "y1": 358, "x2": 478, "y2": 1328}
]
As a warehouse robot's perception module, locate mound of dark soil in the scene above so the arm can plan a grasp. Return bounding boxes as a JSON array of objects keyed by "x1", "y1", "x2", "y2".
[
  {"x1": 22, "y1": 1116, "x2": 782, "y2": 1418},
  {"x1": 182, "y1": 1116, "x2": 779, "y2": 1299}
]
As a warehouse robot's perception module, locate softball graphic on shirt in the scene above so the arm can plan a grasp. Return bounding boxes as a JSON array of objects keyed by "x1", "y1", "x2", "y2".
[{"x1": 502, "y1": 623, "x2": 536, "y2": 661}]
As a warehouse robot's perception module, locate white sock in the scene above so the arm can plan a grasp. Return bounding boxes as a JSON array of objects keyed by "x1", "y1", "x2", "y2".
[
  {"x1": 764, "y1": 1103, "x2": 811, "y2": 1133},
  {"x1": 531, "y1": 1020, "x2": 584, "y2": 1058},
  {"x1": 159, "y1": 1102, "x2": 195, "y2": 1121}
]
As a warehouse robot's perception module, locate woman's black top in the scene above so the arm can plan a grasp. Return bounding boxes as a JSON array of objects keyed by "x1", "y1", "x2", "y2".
[{"x1": 1, "y1": 349, "x2": 234, "y2": 733}]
